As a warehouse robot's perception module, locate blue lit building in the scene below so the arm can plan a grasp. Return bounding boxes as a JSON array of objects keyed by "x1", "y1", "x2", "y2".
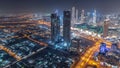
[
  {"x1": 63, "y1": 11, "x2": 71, "y2": 46},
  {"x1": 51, "y1": 13, "x2": 60, "y2": 43},
  {"x1": 99, "y1": 43, "x2": 108, "y2": 55}
]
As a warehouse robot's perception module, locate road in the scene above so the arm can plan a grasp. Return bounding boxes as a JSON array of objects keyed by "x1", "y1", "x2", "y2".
[
  {"x1": 0, "y1": 29, "x2": 48, "y2": 62},
  {"x1": 0, "y1": 45, "x2": 21, "y2": 61},
  {"x1": 71, "y1": 28, "x2": 112, "y2": 68},
  {"x1": 75, "y1": 39, "x2": 101, "y2": 68},
  {"x1": 32, "y1": 22, "x2": 112, "y2": 67},
  {"x1": 0, "y1": 21, "x2": 112, "y2": 67},
  {"x1": 24, "y1": 34, "x2": 48, "y2": 46}
]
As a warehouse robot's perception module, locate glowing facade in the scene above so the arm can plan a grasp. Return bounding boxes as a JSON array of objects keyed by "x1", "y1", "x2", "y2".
[{"x1": 99, "y1": 43, "x2": 107, "y2": 54}]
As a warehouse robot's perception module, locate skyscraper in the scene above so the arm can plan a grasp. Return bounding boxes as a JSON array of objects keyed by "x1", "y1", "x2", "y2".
[
  {"x1": 80, "y1": 10, "x2": 85, "y2": 24},
  {"x1": 51, "y1": 13, "x2": 60, "y2": 43},
  {"x1": 93, "y1": 10, "x2": 97, "y2": 26},
  {"x1": 103, "y1": 19, "x2": 109, "y2": 38},
  {"x1": 56, "y1": 16, "x2": 60, "y2": 40},
  {"x1": 63, "y1": 11, "x2": 71, "y2": 46},
  {"x1": 76, "y1": 9, "x2": 79, "y2": 23},
  {"x1": 71, "y1": 6, "x2": 76, "y2": 27}
]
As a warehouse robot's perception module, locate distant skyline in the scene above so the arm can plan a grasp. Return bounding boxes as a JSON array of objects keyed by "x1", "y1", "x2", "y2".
[{"x1": 0, "y1": 0, "x2": 120, "y2": 14}]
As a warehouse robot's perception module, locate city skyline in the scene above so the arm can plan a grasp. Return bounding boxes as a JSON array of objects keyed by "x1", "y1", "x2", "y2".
[
  {"x1": 0, "y1": 0, "x2": 120, "y2": 68},
  {"x1": 0, "y1": 0, "x2": 120, "y2": 14}
]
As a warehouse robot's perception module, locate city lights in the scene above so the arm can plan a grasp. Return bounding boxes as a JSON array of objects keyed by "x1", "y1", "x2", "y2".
[{"x1": 0, "y1": 0, "x2": 120, "y2": 68}]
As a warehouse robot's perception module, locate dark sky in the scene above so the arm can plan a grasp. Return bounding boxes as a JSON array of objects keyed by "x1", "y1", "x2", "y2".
[{"x1": 0, "y1": 0, "x2": 120, "y2": 14}]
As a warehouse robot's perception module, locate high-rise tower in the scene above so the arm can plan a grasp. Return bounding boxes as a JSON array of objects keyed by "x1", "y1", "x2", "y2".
[
  {"x1": 76, "y1": 9, "x2": 79, "y2": 23},
  {"x1": 63, "y1": 11, "x2": 71, "y2": 46},
  {"x1": 93, "y1": 10, "x2": 97, "y2": 26},
  {"x1": 103, "y1": 19, "x2": 109, "y2": 38},
  {"x1": 71, "y1": 6, "x2": 76, "y2": 26},
  {"x1": 51, "y1": 13, "x2": 60, "y2": 43},
  {"x1": 80, "y1": 10, "x2": 85, "y2": 24}
]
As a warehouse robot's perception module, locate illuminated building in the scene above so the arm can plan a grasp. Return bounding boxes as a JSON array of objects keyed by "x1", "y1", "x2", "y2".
[
  {"x1": 63, "y1": 11, "x2": 71, "y2": 46},
  {"x1": 71, "y1": 7, "x2": 79, "y2": 25},
  {"x1": 92, "y1": 10, "x2": 97, "y2": 26},
  {"x1": 99, "y1": 43, "x2": 107, "y2": 54},
  {"x1": 51, "y1": 13, "x2": 60, "y2": 43},
  {"x1": 80, "y1": 10, "x2": 85, "y2": 24},
  {"x1": 71, "y1": 6, "x2": 76, "y2": 26},
  {"x1": 103, "y1": 19, "x2": 109, "y2": 38},
  {"x1": 76, "y1": 9, "x2": 79, "y2": 23}
]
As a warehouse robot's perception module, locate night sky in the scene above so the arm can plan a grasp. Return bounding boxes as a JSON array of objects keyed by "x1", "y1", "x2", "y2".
[{"x1": 0, "y1": 0, "x2": 120, "y2": 14}]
